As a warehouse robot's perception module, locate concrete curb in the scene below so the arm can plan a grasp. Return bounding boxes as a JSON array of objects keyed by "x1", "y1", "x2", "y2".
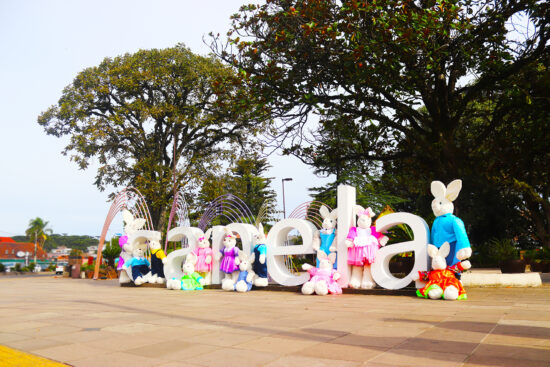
[{"x1": 462, "y1": 272, "x2": 542, "y2": 287}]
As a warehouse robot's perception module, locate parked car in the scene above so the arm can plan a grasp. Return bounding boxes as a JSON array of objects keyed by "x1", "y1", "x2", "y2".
[{"x1": 55, "y1": 264, "x2": 66, "y2": 275}]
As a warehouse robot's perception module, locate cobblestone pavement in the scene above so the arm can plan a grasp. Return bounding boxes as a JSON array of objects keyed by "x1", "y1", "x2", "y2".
[{"x1": 1, "y1": 277, "x2": 549, "y2": 367}]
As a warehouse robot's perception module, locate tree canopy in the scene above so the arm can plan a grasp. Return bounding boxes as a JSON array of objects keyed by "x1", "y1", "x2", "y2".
[
  {"x1": 25, "y1": 217, "x2": 52, "y2": 248},
  {"x1": 39, "y1": 44, "x2": 265, "y2": 230},
  {"x1": 212, "y1": 0, "x2": 550, "y2": 247}
]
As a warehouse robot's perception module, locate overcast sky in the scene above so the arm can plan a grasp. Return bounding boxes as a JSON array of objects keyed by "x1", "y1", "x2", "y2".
[{"x1": 0, "y1": 0, "x2": 331, "y2": 238}]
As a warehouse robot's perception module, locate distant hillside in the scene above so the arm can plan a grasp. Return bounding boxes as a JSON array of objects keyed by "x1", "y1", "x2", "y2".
[{"x1": 11, "y1": 234, "x2": 99, "y2": 252}]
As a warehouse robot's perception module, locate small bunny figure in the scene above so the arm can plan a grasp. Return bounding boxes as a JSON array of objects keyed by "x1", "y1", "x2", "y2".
[
  {"x1": 122, "y1": 243, "x2": 151, "y2": 286},
  {"x1": 191, "y1": 228, "x2": 213, "y2": 285},
  {"x1": 301, "y1": 251, "x2": 342, "y2": 296},
  {"x1": 216, "y1": 227, "x2": 240, "y2": 289},
  {"x1": 166, "y1": 253, "x2": 205, "y2": 290},
  {"x1": 251, "y1": 223, "x2": 268, "y2": 287},
  {"x1": 413, "y1": 242, "x2": 471, "y2": 300},
  {"x1": 430, "y1": 180, "x2": 472, "y2": 268},
  {"x1": 234, "y1": 252, "x2": 255, "y2": 293},
  {"x1": 345, "y1": 206, "x2": 389, "y2": 289},
  {"x1": 312, "y1": 205, "x2": 338, "y2": 269},
  {"x1": 148, "y1": 240, "x2": 167, "y2": 284}
]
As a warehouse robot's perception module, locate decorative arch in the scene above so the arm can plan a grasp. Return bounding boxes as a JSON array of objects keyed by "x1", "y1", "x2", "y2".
[
  {"x1": 197, "y1": 194, "x2": 255, "y2": 231},
  {"x1": 93, "y1": 187, "x2": 153, "y2": 279},
  {"x1": 164, "y1": 188, "x2": 191, "y2": 252}
]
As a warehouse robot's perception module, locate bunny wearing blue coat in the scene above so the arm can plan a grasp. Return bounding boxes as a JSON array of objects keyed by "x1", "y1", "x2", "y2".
[{"x1": 429, "y1": 180, "x2": 472, "y2": 268}]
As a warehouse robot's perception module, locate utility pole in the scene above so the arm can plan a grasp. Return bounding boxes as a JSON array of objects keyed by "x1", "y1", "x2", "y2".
[{"x1": 34, "y1": 231, "x2": 37, "y2": 265}]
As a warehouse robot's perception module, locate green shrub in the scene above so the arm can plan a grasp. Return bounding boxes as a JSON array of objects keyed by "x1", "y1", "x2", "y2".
[
  {"x1": 14, "y1": 263, "x2": 22, "y2": 272},
  {"x1": 0, "y1": 263, "x2": 5, "y2": 272}
]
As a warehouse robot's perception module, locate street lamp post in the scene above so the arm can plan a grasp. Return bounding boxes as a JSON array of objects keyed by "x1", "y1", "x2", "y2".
[{"x1": 281, "y1": 177, "x2": 293, "y2": 219}]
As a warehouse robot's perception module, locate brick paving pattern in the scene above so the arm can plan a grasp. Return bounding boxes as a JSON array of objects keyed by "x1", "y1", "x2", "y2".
[{"x1": 1, "y1": 276, "x2": 549, "y2": 366}]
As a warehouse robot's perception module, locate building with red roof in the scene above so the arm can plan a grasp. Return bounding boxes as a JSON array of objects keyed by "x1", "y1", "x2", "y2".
[{"x1": 0, "y1": 237, "x2": 51, "y2": 270}]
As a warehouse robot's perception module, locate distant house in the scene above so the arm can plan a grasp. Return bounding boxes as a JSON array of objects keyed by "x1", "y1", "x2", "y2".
[{"x1": 0, "y1": 237, "x2": 50, "y2": 270}]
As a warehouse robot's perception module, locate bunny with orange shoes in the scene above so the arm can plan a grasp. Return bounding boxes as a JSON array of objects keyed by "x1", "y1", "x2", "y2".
[
  {"x1": 312, "y1": 205, "x2": 338, "y2": 269},
  {"x1": 191, "y1": 228, "x2": 213, "y2": 285},
  {"x1": 251, "y1": 223, "x2": 268, "y2": 287},
  {"x1": 429, "y1": 180, "x2": 472, "y2": 271},
  {"x1": 301, "y1": 251, "x2": 342, "y2": 296},
  {"x1": 216, "y1": 227, "x2": 241, "y2": 290},
  {"x1": 345, "y1": 206, "x2": 389, "y2": 289},
  {"x1": 413, "y1": 242, "x2": 471, "y2": 300}
]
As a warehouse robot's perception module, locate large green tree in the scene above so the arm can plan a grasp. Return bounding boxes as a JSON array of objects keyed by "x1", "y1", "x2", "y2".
[
  {"x1": 39, "y1": 44, "x2": 264, "y2": 230},
  {"x1": 212, "y1": 0, "x2": 550, "y2": 246}
]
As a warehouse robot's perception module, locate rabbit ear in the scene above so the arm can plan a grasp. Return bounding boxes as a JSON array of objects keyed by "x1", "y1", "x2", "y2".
[
  {"x1": 427, "y1": 245, "x2": 439, "y2": 258},
  {"x1": 204, "y1": 228, "x2": 213, "y2": 240},
  {"x1": 249, "y1": 251, "x2": 255, "y2": 263},
  {"x1": 319, "y1": 205, "x2": 330, "y2": 219},
  {"x1": 317, "y1": 250, "x2": 327, "y2": 260},
  {"x1": 439, "y1": 242, "x2": 450, "y2": 258},
  {"x1": 134, "y1": 218, "x2": 146, "y2": 230},
  {"x1": 223, "y1": 227, "x2": 231, "y2": 235},
  {"x1": 328, "y1": 252, "x2": 336, "y2": 264},
  {"x1": 353, "y1": 205, "x2": 365, "y2": 217},
  {"x1": 122, "y1": 209, "x2": 134, "y2": 224},
  {"x1": 187, "y1": 252, "x2": 197, "y2": 265},
  {"x1": 445, "y1": 180, "x2": 462, "y2": 202},
  {"x1": 257, "y1": 223, "x2": 264, "y2": 235},
  {"x1": 431, "y1": 181, "x2": 446, "y2": 198},
  {"x1": 329, "y1": 208, "x2": 338, "y2": 220}
]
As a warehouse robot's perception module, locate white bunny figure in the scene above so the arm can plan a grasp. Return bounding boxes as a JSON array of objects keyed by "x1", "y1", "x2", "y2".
[
  {"x1": 118, "y1": 209, "x2": 147, "y2": 284},
  {"x1": 312, "y1": 205, "x2": 338, "y2": 269},
  {"x1": 122, "y1": 243, "x2": 151, "y2": 286},
  {"x1": 412, "y1": 242, "x2": 471, "y2": 300},
  {"x1": 216, "y1": 227, "x2": 241, "y2": 290},
  {"x1": 234, "y1": 252, "x2": 255, "y2": 292},
  {"x1": 301, "y1": 251, "x2": 342, "y2": 296},
  {"x1": 166, "y1": 252, "x2": 205, "y2": 290},
  {"x1": 429, "y1": 180, "x2": 472, "y2": 268},
  {"x1": 345, "y1": 206, "x2": 389, "y2": 289},
  {"x1": 191, "y1": 228, "x2": 213, "y2": 285},
  {"x1": 251, "y1": 223, "x2": 268, "y2": 287}
]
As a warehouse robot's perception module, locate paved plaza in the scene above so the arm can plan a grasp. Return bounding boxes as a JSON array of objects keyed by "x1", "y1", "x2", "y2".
[{"x1": 1, "y1": 276, "x2": 549, "y2": 367}]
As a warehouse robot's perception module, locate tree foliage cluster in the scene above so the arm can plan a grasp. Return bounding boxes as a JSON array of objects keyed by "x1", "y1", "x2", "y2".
[
  {"x1": 212, "y1": 0, "x2": 550, "y2": 248},
  {"x1": 13, "y1": 233, "x2": 98, "y2": 252},
  {"x1": 190, "y1": 152, "x2": 278, "y2": 225},
  {"x1": 38, "y1": 44, "x2": 267, "y2": 231}
]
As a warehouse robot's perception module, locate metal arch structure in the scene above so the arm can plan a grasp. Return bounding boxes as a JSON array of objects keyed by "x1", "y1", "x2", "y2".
[
  {"x1": 197, "y1": 194, "x2": 256, "y2": 231},
  {"x1": 164, "y1": 188, "x2": 192, "y2": 252},
  {"x1": 284, "y1": 201, "x2": 333, "y2": 273},
  {"x1": 93, "y1": 187, "x2": 154, "y2": 280},
  {"x1": 288, "y1": 201, "x2": 332, "y2": 229}
]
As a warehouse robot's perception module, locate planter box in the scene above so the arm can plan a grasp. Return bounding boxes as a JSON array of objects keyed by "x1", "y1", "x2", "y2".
[{"x1": 500, "y1": 259, "x2": 526, "y2": 274}]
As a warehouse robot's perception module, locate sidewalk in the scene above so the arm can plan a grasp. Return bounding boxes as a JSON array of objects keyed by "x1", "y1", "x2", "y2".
[{"x1": 0, "y1": 276, "x2": 549, "y2": 367}]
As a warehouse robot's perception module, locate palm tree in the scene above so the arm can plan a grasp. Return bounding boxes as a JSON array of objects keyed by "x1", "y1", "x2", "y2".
[{"x1": 25, "y1": 217, "x2": 53, "y2": 248}]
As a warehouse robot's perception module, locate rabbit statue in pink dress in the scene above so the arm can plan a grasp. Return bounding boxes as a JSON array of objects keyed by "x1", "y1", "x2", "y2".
[
  {"x1": 346, "y1": 206, "x2": 389, "y2": 289},
  {"x1": 191, "y1": 228, "x2": 213, "y2": 285},
  {"x1": 301, "y1": 251, "x2": 342, "y2": 296}
]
